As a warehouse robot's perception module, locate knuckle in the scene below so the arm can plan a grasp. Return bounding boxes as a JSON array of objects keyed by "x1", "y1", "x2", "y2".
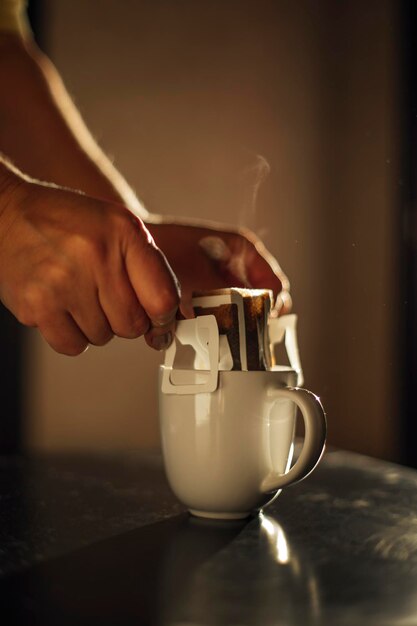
[
  {"x1": 12, "y1": 257, "x2": 76, "y2": 328},
  {"x1": 44, "y1": 263, "x2": 73, "y2": 294},
  {"x1": 151, "y1": 287, "x2": 179, "y2": 320},
  {"x1": 24, "y1": 283, "x2": 45, "y2": 310},
  {"x1": 110, "y1": 206, "x2": 139, "y2": 238},
  {"x1": 16, "y1": 264, "x2": 71, "y2": 326},
  {"x1": 113, "y1": 311, "x2": 149, "y2": 339},
  {"x1": 130, "y1": 313, "x2": 150, "y2": 337},
  {"x1": 16, "y1": 284, "x2": 48, "y2": 326},
  {"x1": 73, "y1": 232, "x2": 107, "y2": 265},
  {"x1": 113, "y1": 208, "x2": 153, "y2": 251},
  {"x1": 90, "y1": 329, "x2": 114, "y2": 347}
]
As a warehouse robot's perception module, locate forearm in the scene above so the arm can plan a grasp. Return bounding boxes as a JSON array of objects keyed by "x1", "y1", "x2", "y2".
[{"x1": 0, "y1": 33, "x2": 146, "y2": 217}]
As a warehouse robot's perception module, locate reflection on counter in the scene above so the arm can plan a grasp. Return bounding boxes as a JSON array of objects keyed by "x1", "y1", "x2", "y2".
[
  {"x1": 260, "y1": 511, "x2": 290, "y2": 564},
  {"x1": 158, "y1": 512, "x2": 322, "y2": 625}
]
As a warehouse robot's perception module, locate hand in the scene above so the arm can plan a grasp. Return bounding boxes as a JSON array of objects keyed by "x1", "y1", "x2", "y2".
[
  {"x1": 0, "y1": 173, "x2": 180, "y2": 355},
  {"x1": 147, "y1": 219, "x2": 291, "y2": 316}
]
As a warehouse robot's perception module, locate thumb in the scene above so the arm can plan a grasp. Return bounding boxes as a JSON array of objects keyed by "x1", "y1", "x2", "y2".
[{"x1": 123, "y1": 217, "x2": 180, "y2": 348}]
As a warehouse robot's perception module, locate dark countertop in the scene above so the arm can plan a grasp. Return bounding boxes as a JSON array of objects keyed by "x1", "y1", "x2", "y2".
[
  {"x1": 0, "y1": 451, "x2": 183, "y2": 576},
  {"x1": 1, "y1": 449, "x2": 417, "y2": 625}
]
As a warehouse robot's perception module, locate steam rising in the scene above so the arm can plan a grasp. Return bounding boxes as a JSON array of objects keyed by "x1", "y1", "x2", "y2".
[
  {"x1": 239, "y1": 154, "x2": 271, "y2": 230},
  {"x1": 199, "y1": 154, "x2": 271, "y2": 288}
]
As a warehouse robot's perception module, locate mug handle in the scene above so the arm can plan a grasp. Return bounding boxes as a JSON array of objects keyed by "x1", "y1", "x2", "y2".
[{"x1": 261, "y1": 387, "x2": 327, "y2": 493}]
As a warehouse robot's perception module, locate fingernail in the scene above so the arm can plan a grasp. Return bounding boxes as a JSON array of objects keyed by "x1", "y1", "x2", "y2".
[
  {"x1": 151, "y1": 307, "x2": 178, "y2": 328},
  {"x1": 151, "y1": 332, "x2": 172, "y2": 351}
]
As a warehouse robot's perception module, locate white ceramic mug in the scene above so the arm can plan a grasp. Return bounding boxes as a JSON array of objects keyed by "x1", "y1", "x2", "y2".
[{"x1": 159, "y1": 360, "x2": 326, "y2": 519}]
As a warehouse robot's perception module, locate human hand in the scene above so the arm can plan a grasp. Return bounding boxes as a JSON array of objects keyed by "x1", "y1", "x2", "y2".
[
  {"x1": 147, "y1": 219, "x2": 291, "y2": 316},
  {"x1": 0, "y1": 171, "x2": 180, "y2": 355}
]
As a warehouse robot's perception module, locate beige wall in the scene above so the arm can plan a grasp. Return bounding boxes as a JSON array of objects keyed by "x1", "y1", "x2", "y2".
[
  {"x1": 316, "y1": 1, "x2": 400, "y2": 459},
  {"x1": 24, "y1": 0, "x2": 400, "y2": 459}
]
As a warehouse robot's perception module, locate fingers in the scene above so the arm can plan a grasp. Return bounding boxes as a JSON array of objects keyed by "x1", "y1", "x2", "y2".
[
  {"x1": 144, "y1": 311, "x2": 177, "y2": 351},
  {"x1": 178, "y1": 294, "x2": 195, "y2": 320},
  {"x1": 123, "y1": 218, "x2": 180, "y2": 349},
  {"x1": 97, "y1": 270, "x2": 150, "y2": 339},
  {"x1": 233, "y1": 232, "x2": 287, "y2": 294},
  {"x1": 237, "y1": 236, "x2": 292, "y2": 315},
  {"x1": 39, "y1": 217, "x2": 179, "y2": 353},
  {"x1": 38, "y1": 280, "x2": 149, "y2": 354},
  {"x1": 200, "y1": 229, "x2": 291, "y2": 313},
  {"x1": 99, "y1": 274, "x2": 173, "y2": 350},
  {"x1": 61, "y1": 212, "x2": 179, "y2": 352},
  {"x1": 144, "y1": 320, "x2": 175, "y2": 351},
  {"x1": 39, "y1": 280, "x2": 159, "y2": 354},
  {"x1": 67, "y1": 214, "x2": 178, "y2": 350},
  {"x1": 38, "y1": 312, "x2": 89, "y2": 356},
  {"x1": 69, "y1": 294, "x2": 114, "y2": 347}
]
